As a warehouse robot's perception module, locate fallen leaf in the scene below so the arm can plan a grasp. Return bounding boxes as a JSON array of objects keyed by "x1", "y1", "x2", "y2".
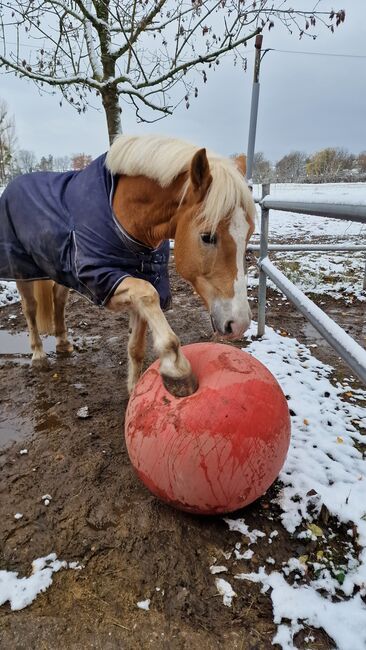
[
  {"x1": 308, "y1": 523, "x2": 323, "y2": 537},
  {"x1": 306, "y1": 489, "x2": 318, "y2": 497},
  {"x1": 335, "y1": 571, "x2": 345, "y2": 585},
  {"x1": 337, "y1": 436, "x2": 344, "y2": 444}
]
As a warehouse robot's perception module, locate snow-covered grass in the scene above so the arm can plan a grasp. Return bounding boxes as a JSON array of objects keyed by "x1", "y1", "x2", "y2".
[
  {"x1": 213, "y1": 323, "x2": 366, "y2": 650},
  {"x1": 249, "y1": 183, "x2": 366, "y2": 303},
  {"x1": 0, "y1": 281, "x2": 19, "y2": 307},
  {"x1": 248, "y1": 250, "x2": 366, "y2": 303}
]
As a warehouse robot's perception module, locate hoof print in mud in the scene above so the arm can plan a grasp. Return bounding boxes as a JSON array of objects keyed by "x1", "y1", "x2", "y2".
[{"x1": 162, "y1": 372, "x2": 199, "y2": 398}]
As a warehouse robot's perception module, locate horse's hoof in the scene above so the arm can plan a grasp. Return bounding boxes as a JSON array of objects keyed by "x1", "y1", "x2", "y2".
[
  {"x1": 31, "y1": 355, "x2": 49, "y2": 369},
  {"x1": 56, "y1": 341, "x2": 74, "y2": 355},
  {"x1": 162, "y1": 372, "x2": 199, "y2": 398}
]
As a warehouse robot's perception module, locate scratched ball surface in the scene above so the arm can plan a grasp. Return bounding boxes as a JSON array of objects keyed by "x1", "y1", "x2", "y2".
[{"x1": 125, "y1": 343, "x2": 291, "y2": 515}]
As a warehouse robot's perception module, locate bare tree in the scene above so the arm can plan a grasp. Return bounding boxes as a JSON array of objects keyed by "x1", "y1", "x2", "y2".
[
  {"x1": 0, "y1": 99, "x2": 16, "y2": 184},
  {"x1": 72, "y1": 153, "x2": 93, "y2": 170},
  {"x1": 253, "y1": 151, "x2": 272, "y2": 183},
  {"x1": 275, "y1": 151, "x2": 308, "y2": 182},
  {"x1": 0, "y1": 2, "x2": 345, "y2": 144},
  {"x1": 16, "y1": 149, "x2": 38, "y2": 174},
  {"x1": 54, "y1": 155, "x2": 72, "y2": 172}
]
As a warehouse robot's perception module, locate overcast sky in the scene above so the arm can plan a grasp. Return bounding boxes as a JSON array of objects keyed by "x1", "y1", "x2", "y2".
[{"x1": 1, "y1": 0, "x2": 365, "y2": 163}]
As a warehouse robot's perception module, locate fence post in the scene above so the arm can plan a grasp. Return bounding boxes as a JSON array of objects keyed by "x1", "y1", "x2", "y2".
[
  {"x1": 257, "y1": 183, "x2": 270, "y2": 337},
  {"x1": 246, "y1": 34, "x2": 263, "y2": 185}
]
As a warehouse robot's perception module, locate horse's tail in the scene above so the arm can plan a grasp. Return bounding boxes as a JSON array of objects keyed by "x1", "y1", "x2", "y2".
[{"x1": 33, "y1": 280, "x2": 55, "y2": 335}]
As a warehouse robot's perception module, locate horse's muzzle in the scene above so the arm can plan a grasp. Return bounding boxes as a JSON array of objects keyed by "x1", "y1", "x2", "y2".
[{"x1": 210, "y1": 305, "x2": 252, "y2": 339}]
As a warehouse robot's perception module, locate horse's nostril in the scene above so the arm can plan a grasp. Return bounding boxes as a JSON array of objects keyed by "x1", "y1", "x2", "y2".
[{"x1": 224, "y1": 320, "x2": 234, "y2": 335}]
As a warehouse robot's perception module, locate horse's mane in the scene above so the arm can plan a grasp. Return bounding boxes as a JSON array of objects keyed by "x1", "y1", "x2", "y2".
[{"x1": 106, "y1": 134, "x2": 255, "y2": 232}]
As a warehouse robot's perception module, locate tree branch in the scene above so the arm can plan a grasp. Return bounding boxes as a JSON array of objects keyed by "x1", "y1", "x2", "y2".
[{"x1": 135, "y1": 26, "x2": 262, "y2": 91}]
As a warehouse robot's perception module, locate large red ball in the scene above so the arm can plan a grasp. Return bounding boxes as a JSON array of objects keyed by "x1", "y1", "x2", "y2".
[{"x1": 125, "y1": 343, "x2": 291, "y2": 515}]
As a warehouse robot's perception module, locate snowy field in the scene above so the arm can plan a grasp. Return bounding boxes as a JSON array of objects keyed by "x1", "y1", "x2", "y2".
[{"x1": 1, "y1": 182, "x2": 366, "y2": 648}]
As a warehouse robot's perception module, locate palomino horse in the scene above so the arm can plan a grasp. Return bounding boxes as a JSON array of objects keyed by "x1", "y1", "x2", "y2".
[{"x1": 0, "y1": 135, "x2": 255, "y2": 397}]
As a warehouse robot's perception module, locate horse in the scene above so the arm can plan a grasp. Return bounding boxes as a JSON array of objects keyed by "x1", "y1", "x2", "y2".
[{"x1": 0, "y1": 135, "x2": 256, "y2": 397}]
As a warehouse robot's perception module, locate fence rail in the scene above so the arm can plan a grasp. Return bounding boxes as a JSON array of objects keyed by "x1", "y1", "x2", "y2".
[
  {"x1": 260, "y1": 197, "x2": 366, "y2": 223},
  {"x1": 249, "y1": 244, "x2": 366, "y2": 252},
  {"x1": 256, "y1": 184, "x2": 366, "y2": 385}
]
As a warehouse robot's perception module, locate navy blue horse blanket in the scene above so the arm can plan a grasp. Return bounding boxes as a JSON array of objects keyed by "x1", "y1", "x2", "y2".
[{"x1": 0, "y1": 154, "x2": 171, "y2": 309}]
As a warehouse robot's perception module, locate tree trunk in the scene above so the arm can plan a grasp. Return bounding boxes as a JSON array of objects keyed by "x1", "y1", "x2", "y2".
[{"x1": 101, "y1": 84, "x2": 122, "y2": 145}]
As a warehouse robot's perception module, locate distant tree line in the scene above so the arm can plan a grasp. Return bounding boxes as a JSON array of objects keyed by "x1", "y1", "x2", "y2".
[{"x1": 253, "y1": 149, "x2": 366, "y2": 184}]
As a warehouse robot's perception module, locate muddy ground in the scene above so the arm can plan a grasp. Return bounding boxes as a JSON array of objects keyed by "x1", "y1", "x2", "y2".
[{"x1": 0, "y1": 254, "x2": 365, "y2": 650}]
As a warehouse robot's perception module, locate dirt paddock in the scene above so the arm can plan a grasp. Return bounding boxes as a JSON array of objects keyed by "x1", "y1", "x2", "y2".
[{"x1": 0, "y1": 257, "x2": 364, "y2": 650}]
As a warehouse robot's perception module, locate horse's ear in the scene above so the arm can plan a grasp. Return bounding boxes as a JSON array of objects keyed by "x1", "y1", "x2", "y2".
[
  {"x1": 235, "y1": 154, "x2": 247, "y2": 177},
  {"x1": 190, "y1": 148, "x2": 212, "y2": 197}
]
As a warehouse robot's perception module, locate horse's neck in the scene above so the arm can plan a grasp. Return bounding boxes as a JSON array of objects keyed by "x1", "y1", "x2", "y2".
[{"x1": 112, "y1": 174, "x2": 186, "y2": 248}]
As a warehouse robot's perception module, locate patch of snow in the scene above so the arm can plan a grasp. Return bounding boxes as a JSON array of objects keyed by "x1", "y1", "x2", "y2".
[
  {"x1": 235, "y1": 568, "x2": 366, "y2": 650},
  {"x1": 0, "y1": 281, "x2": 19, "y2": 307},
  {"x1": 215, "y1": 578, "x2": 236, "y2": 607},
  {"x1": 137, "y1": 598, "x2": 150, "y2": 611},
  {"x1": 209, "y1": 565, "x2": 228, "y2": 574},
  {"x1": 234, "y1": 548, "x2": 254, "y2": 561},
  {"x1": 0, "y1": 553, "x2": 82, "y2": 611},
  {"x1": 282, "y1": 558, "x2": 306, "y2": 577},
  {"x1": 223, "y1": 519, "x2": 266, "y2": 544},
  {"x1": 14, "y1": 513, "x2": 23, "y2": 520}
]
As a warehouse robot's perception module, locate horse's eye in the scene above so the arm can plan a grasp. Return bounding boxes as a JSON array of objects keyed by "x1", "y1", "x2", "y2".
[{"x1": 200, "y1": 233, "x2": 217, "y2": 245}]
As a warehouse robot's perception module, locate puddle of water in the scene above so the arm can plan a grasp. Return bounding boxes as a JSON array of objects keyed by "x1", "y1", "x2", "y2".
[
  {"x1": 301, "y1": 322, "x2": 326, "y2": 345},
  {"x1": 0, "y1": 415, "x2": 32, "y2": 448},
  {"x1": 0, "y1": 330, "x2": 55, "y2": 363}
]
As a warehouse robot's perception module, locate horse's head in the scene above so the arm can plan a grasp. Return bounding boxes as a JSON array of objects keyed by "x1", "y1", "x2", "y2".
[{"x1": 173, "y1": 148, "x2": 255, "y2": 339}]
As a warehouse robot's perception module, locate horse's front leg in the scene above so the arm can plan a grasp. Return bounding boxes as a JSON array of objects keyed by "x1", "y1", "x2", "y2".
[
  {"x1": 127, "y1": 310, "x2": 148, "y2": 394},
  {"x1": 106, "y1": 278, "x2": 198, "y2": 397}
]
